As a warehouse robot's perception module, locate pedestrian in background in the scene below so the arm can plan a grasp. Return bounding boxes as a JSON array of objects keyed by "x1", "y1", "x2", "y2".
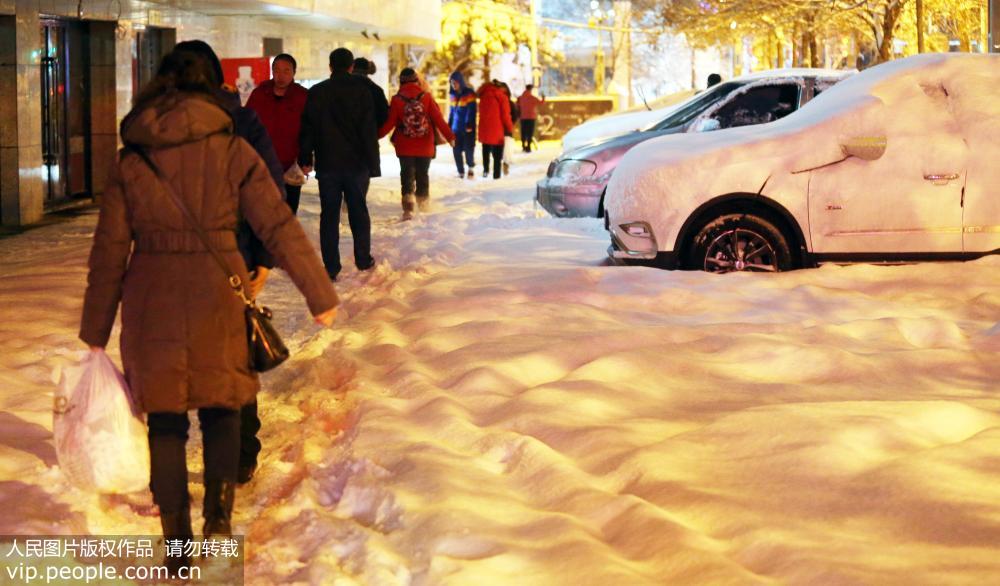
[
  {"x1": 379, "y1": 68, "x2": 455, "y2": 219},
  {"x1": 247, "y1": 53, "x2": 309, "y2": 215},
  {"x1": 448, "y1": 71, "x2": 477, "y2": 179},
  {"x1": 299, "y1": 48, "x2": 379, "y2": 281},
  {"x1": 498, "y1": 81, "x2": 518, "y2": 176},
  {"x1": 517, "y1": 84, "x2": 545, "y2": 152},
  {"x1": 477, "y1": 79, "x2": 512, "y2": 180},
  {"x1": 353, "y1": 56, "x2": 390, "y2": 129},
  {"x1": 173, "y1": 40, "x2": 288, "y2": 485},
  {"x1": 80, "y1": 48, "x2": 338, "y2": 576}
]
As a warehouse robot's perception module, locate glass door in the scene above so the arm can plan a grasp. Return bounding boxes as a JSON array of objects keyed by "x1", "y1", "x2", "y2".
[{"x1": 40, "y1": 22, "x2": 68, "y2": 204}]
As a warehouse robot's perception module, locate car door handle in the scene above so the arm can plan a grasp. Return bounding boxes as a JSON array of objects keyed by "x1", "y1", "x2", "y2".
[{"x1": 923, "y1": 173, "x2": 959, "y2": 183}]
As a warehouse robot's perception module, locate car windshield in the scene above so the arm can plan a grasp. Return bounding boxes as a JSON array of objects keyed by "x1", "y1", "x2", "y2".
[{"x1": 642, "y1": 81, "x2": 747, "y2": 131}]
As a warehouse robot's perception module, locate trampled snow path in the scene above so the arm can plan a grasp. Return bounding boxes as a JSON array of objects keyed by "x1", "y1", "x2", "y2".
[{"x1": 0, "y1": 145, "x2": 998, "y2": 585}]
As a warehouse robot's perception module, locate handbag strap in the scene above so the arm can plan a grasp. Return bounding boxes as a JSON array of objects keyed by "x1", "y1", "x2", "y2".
[{"x1": 127, "y1": 144, "x2": 253, "y2": 308}]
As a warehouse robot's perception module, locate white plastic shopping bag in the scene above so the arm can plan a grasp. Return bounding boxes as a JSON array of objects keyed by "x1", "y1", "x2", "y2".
[
  {"x1": 503, "y1": 135, "x2": 516, "y2": 166},
  {"x1": 53, "y1": 350, "x2": 150, "y2": 493}
]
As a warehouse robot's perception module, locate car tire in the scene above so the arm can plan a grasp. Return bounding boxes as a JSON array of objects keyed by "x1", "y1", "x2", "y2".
[{"x1": 686, "y1": 213, "x2": 793, "y2": 273}]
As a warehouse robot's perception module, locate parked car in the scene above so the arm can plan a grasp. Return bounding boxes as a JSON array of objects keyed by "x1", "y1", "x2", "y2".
[
  {"x1": 606, "y1": 53, "x2": 999, "y2": 273},
  {"x1": 537, "y1": 69, "x2": 853, "y2": 218},
  {"x1": 560, "y1": 90, "x2": 696, "y2": 153}
]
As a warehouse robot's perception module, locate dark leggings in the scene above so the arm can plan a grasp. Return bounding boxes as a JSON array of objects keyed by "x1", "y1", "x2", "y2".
[
  {"x1": 452, "y1": 131, "x2": 475, "y2": 174},
  {"x1": 285, "y1": 184, "x2": 302, "y2": 215},
  {"x1": 481, "y1": 143, "x2": 504, "y2": 179},
  {"x1": 399, "y1": 156, "x2": 432, "y2": 197},
  {"x1": 520, "y1": 119, "x2": 536, "y2": 151},
  {"x1": 147, "y1": 408, "x2": 240, "y2": 514}
]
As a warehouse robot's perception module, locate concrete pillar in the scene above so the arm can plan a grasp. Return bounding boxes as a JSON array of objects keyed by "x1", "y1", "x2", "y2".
[
  {"x1": 0, "y1": 2, "x2": 44, "y2": 226},
  {"x1": 88, "y1": 21, "x2": 117, "y2": 199}
]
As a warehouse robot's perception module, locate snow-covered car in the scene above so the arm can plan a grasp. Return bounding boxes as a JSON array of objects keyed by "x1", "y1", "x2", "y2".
[
  {"x1": 606, "y1": 53, "x2": 1000, "y2": 273},
  {"x1": 538, "y1": 69, "x2": 853, "y2": 218}
]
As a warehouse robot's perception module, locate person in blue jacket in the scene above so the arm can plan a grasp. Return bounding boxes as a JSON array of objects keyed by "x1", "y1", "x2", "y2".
[{"x1": 448, "y1": 71, "x2": 477, "y2": 179}]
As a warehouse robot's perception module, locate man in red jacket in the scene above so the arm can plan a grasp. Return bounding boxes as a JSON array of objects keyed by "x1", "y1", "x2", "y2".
[
  {"x1": 516, "y1": 84, "x2": 545, "y2": 152},
  {"x1": 247, "y1": 54, "x2": 309, "y2": 214},
  {"x1": 379, "y1": 68, "x2": 455, "y2": 220}
]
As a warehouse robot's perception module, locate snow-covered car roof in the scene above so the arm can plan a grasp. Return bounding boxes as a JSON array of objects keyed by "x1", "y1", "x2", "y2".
[
  {"x1": 562, "y1": 68, "x2": 855, "y2": 152},
  {"x1": 734, "y1": 67, "x2": 854, "y2": 81}
]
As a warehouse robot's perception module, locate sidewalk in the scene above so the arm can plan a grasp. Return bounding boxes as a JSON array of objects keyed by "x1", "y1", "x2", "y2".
[{"x1": 1, "y1": 145, "x2": 999, "y2": 584}]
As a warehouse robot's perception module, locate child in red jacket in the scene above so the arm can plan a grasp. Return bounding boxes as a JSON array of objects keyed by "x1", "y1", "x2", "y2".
[{"x1": 379, "y1": 68, "x2": 455, "y2": 219}]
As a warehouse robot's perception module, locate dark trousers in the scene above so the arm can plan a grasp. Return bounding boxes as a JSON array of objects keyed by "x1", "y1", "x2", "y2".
[
  {"x1": 317, "y1": 171, "x2": 374, "y2": 279},
  {"x1": 399, "y1": 156, "x2": 431, "y2": 211},
  {"x1": 239, "y1": 401, "x2": 261, "y2": 470},
  {"x1": 452, "y1": 131, "x2": 475, "y2": 174},
  {"x1": 285, "y1": 184, "x2": 302, "y2": 215},
  {"x1": 148, "y1": 408, "x2": 239, "y2": 515},
  {"x1": 481, "y1": 143, "x2": 504, "y2": 179},
  {"x1": 520, "y1": 119, "x2": 536, "y2": 151}
]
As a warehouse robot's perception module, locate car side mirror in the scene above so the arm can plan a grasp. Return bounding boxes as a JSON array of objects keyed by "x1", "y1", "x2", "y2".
[
  {"x1": 840, "y1": 136, "x2": 887, "y2": 161},
  {"x1": 693, "y1": 118, "x2": 721, "y2": 133}
]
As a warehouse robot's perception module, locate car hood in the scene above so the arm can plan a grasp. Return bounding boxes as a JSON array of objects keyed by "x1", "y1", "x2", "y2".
[
  {"x1": 561, "y1": 107, "x2": 680, "y2": 152},
  {"x1": 559, "y1": 126, "x2": 686, "y2": 164}
]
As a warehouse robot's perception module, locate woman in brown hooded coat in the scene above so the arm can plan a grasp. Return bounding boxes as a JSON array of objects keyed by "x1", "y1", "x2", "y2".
[{"x1": 79, "y1": 49, "x2": 338, "y2": 574}]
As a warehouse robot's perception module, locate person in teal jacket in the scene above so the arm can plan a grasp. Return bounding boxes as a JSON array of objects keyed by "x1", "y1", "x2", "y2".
[{"x1": 448, "y1": 71, "x2": 477, "y2": 179}]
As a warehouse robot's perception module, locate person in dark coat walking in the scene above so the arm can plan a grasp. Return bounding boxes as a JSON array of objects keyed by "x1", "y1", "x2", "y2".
[
  {"x1": 353, "y1": 57, "x2": 390, "y2": 129},
  {"x1": 378, "y1": 68, "x2": 455, "y2": 219},
  {"x1": 299, "y1": 48, "x2": 380, "y2": 281},
  {"x1": 477, "y1": 80, "x2": 513, "y2": 179},
  {"x1": 448, "y1": 71, "x2": 477, "y2": 179},
  {"x1": 174, "y1": 39, "x2": 288, "y2": 487},
  {"x1": 80, "y1": 49, "x2": 339, "y2": 577},
  {"x1": 247, "y1": 53, "x2": 310, "y2": 215}
]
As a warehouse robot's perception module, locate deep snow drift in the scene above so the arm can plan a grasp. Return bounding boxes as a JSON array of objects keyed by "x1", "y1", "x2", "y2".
[{"x1": 0, "y1": 145, "x2": 998, "y2": 585}]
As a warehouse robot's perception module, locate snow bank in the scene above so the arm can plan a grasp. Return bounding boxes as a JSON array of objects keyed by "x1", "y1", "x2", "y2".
[{"x1": 0, "y1": 144, "x2": 998, "y2": 584}]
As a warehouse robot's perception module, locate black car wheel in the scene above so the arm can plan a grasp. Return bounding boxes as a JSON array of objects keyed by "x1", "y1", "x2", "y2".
[{"x1": 688, "y1": 213, "x2": 793, "y2": 273}]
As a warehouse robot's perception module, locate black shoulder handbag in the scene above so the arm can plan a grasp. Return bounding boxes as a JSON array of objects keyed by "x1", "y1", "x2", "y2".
[{"x1": 131, "y1": 147, "x2": 289, "y2": 372}]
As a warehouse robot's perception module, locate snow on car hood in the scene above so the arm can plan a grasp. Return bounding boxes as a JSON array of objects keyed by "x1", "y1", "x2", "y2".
[
  {"x1": 607, "y1": 53, "x2": 999, "y2": 219},
  {"x1": 561, "y1": 106, "x2": 679, "y2": 152}
]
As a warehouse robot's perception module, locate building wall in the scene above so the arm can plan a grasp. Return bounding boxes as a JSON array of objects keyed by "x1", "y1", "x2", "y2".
[{"x1": 0, "y1": 0, "x2": 438, "y2": 226}]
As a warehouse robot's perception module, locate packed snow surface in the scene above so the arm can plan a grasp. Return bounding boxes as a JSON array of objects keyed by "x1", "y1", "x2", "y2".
[{"x1": 1, "y1": 144, "x2": 998, "y2": 585}]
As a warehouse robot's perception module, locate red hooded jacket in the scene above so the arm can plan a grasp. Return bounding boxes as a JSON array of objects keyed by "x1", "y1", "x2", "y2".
[
  {"x1": 378, "y1": 82, "x2": 455, "y2": 158},
  {"x1": 477, "y1": 83, "x2": 513, "y2": 146},
  {"x1": 246, "y1": 79, "x2": 308, "y2": 170}
]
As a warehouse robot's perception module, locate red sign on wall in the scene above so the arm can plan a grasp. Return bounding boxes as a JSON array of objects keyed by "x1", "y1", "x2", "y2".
[{"x1": 220, "y1": 57, "x2": 271, "y2": 105}]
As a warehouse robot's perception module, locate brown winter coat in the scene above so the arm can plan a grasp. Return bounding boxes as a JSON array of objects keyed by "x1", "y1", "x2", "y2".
[{"x1": 79, "y1": 93, "x2": 338, "y2": 414}]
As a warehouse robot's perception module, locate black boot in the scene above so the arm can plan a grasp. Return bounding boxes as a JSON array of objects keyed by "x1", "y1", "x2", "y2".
[
  {"x1": 160, "y1": 508, "x2": 193, "y2": 577},
  {"x1": 202, "y1": 479, "x2": 236, "y2": 539}
]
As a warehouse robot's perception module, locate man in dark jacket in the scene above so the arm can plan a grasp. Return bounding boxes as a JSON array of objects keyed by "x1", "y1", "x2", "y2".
[
  {"x1": 299, "y1": 48, "x2": 379, "y2": 281},
  {"x1": 352, "y1": 57, "x2": 389, "y2": 129}
]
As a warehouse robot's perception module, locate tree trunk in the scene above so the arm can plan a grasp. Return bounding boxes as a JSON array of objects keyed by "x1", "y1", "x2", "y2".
[
  {"x1": 802, "y1": 31, "x2": 811, "y2": 67},
  {"x1": 483, "y1": 52, "x2": 491, "y2": 83},
  {"x1": 776, "y1": 33, "x2": 784, "y2": 68},
  {"x1": 877, "y1": 0, "x2": 906, "y2": 62},
  {"x1": 810, "y1": 33, "x2": 820, "y2": 68},
  {"x1": 916, "y1": 0, "x2": 925, "y2": 53}
]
